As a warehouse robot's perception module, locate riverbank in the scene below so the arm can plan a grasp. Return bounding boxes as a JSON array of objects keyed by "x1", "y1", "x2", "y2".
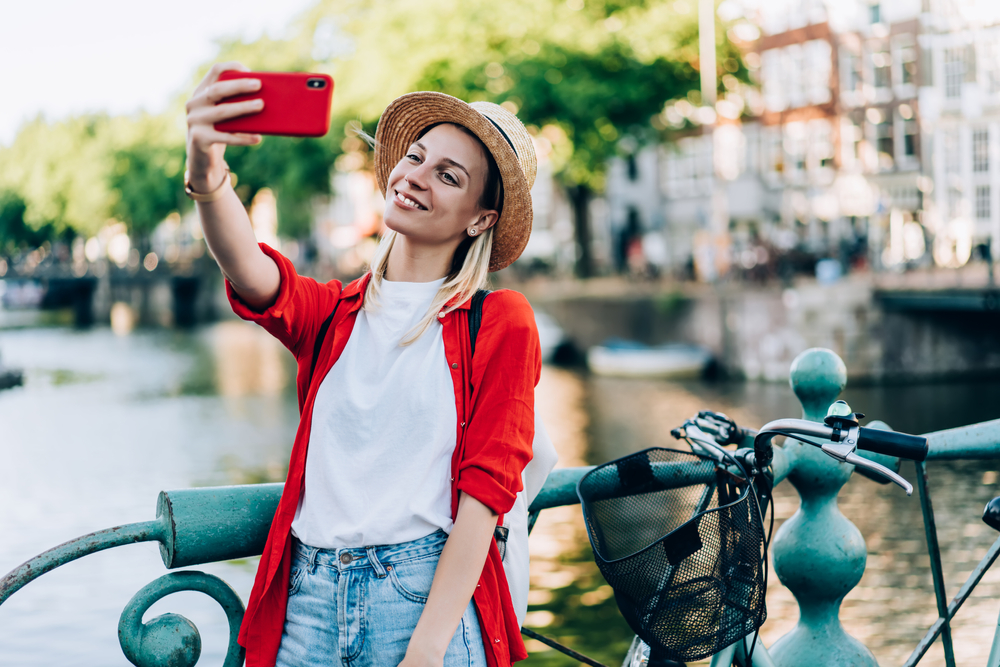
[{"x1": 519, "y1": 272, "x2": 1000, "y2": 383}]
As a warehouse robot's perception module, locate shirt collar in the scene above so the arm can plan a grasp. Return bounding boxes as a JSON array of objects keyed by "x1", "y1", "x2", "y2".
[{"x1": 341, "y1": 272, "x2": 475, "y2": 311}]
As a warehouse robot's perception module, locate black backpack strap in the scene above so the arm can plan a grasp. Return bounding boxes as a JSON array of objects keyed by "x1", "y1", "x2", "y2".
[
  {"x1": 308, "y1": 300, "x2": 342, "y2": 387},
  {"x1": 468, "y1": 289, "x2": 492, "y2": 358},
  {"x1": 468, "y1": 288, "x2": 504, "y2": 552}
]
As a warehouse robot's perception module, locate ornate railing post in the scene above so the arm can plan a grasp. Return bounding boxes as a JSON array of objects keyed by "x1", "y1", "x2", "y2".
[{"x1": 769, "y1": 348, "x2": 877, "y2": 667}]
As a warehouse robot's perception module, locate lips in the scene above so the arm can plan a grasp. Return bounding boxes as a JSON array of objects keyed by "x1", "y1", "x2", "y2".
[{"x1": 394, "y1": 190, "x2": 427, "y2": 210}]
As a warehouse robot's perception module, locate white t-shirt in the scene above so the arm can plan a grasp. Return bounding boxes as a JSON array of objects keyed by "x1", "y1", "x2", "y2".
[{"x1": 291, "y1": 277, "x2": 457, "y2": 548}]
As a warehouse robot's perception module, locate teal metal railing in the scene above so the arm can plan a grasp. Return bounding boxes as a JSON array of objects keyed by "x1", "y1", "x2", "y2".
[{"x1": 3, "y1": 347, "x2": 1000, "y2": 666}]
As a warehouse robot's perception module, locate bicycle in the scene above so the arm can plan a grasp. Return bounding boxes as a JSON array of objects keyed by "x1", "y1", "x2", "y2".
[{"x1": 534, "y1": 402, "x2": 1000, "y2": 667}]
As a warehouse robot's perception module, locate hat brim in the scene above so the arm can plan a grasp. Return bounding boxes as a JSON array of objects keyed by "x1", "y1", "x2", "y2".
[{"x1": 374, "y1": 92, "x2": 532, "y2": 272}]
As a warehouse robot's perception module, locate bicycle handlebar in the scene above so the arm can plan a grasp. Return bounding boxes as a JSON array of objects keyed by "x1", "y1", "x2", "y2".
[
  {"x1": 749, "y1": 418, "x2": 917, "y2": 495},
  {"x1": 675, "y1": 411, "x2": 923, "y2": 496},
  {"x1": 856, "y1": 427, "x2": 928, "y2": 461}
]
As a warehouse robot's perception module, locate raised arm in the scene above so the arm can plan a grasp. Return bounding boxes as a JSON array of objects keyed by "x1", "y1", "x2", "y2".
[{"x1": 185, "y1": 62, "x2": 280, "y2": 310}]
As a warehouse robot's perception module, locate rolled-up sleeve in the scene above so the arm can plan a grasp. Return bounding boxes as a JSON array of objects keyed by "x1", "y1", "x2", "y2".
[
  {"x1": 226, "y1": 243, "x2": 341, "y2": 358},
  {"x1": 457, "y1": 290, "x2": 541, "y2": 515}
]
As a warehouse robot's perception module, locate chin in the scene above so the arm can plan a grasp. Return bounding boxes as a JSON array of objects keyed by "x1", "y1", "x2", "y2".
[{"x1": 382, "y1": 207, "x2": 409, "y2": 236}]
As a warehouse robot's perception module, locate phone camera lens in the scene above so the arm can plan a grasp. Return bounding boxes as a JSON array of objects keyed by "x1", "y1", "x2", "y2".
[{"x1": 307, "y1": 78, "x2": 327, "y2": 89}]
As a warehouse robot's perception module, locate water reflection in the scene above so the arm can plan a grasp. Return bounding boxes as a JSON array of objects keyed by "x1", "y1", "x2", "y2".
[
  {"x1": 2, "y1": 323, "x2": 1000, "y2": 666},
  {"x1": 211, "y1": 321, "x2": 288, "y2": 398},
  {"x1": 0, "y1": 323, "x2": 298, "y2": 666}
]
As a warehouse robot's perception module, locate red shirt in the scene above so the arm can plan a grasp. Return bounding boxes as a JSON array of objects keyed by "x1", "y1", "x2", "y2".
[{"x1": 231, "y1": 244, "x2": 539, "y2": 667}]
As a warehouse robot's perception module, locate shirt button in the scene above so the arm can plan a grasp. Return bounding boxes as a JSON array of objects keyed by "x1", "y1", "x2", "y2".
[
  {"x1": 340, "y1": 552, "x2": 353, "y2": 565},
  {"x1": 451, "y1": 363, "x2": 458, "y2": 369}
]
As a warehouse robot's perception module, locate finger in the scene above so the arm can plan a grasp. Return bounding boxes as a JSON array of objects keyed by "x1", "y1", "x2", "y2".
[
  {"x1": 203, "y1": 77, "x2": 262, "y2": 105},
  {"x1": 190, "y1": 126, "x2": 262, "y2": 149},
  {"x1": 194, "y1": 61, "x2": 250, "y2": 95},
  {"x1": 188, "y1": 99, "x2": 264, "y2": 126}
]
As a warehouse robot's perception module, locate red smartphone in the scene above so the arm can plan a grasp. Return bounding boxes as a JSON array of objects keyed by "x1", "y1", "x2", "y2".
[{"x1": 214, "y1": 71, "x2": 334, "y2": 138}]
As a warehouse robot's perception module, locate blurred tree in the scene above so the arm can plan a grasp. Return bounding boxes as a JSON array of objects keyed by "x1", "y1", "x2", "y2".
[
  {"x1": 109, "y1": 143, "x2": 187, "y2": 242},
  {"x1": 225, "y1": 135, "x2": 338, "y2": 239},
  {"x1": 300, "y1": 0, "x2": 747, "y2": 275},
  {"x1": 0, "y1": 191, "x2": 56, "y2": 254},
  {"x1": 0, "y1": 115, "x2": 117, "y2": 237}
]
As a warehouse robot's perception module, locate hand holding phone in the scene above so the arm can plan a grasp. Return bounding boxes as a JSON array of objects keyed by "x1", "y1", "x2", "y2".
[
  {"x1": 185, "y1": 62, "x2": 265, "y2": 194},
  {"x1": 214, "y1": 71, "x2": 334, "y2": 138}
]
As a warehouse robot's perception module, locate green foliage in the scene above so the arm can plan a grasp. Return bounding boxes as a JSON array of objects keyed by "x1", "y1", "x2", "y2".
[
  {"x1": 423, "y1": 42, "x2": 698, "y2": 189},
  {"x1": 0, "y1": 115, "x2": 117, "y2": 236},
  {"x1": 303, "y1": 0, "x2": 745, "y2": 190},
  {"x1": 0, "y1": 191, "x2": 56, "y2": 253},
  {"x1": 225, "y1": 134, "x2": 339, "y2": 238},
  {"x1": 110, "y1": 143, "x2": 187, "y2": 238}
]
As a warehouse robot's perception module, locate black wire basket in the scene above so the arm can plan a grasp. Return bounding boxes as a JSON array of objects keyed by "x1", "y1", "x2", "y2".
[{"x1": 577, "y1": 448, "x2": 766, "y2": 662}]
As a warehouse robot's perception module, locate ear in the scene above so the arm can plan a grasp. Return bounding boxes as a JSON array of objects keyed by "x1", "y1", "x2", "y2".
[{"x1": 470, "y1": 209, "x2": 499, "y2": 235}]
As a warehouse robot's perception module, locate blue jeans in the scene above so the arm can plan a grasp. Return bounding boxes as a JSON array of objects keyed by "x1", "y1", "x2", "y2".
[{"x1": 275, "y1": 530, "x2": 488, "y2": 667}]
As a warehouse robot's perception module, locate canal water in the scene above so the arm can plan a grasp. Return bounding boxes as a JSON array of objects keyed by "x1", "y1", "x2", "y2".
[{"x1": 1, "y1": 318, "x2": 999, "y2": 666}]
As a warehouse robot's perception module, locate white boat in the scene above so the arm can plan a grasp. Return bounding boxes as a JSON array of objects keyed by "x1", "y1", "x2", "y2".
[{"x1": 587, "y1": 340, "x2": 712, "y2": 379}]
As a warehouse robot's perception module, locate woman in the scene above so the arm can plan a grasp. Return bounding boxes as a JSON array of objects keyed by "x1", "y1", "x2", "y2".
[{"x1": 184, "y1": 63, "x2": 540, "y2": 667}]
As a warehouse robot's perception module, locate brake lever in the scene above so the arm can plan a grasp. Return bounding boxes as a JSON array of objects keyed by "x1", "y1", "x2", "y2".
[
  {"x1": 844, "y1": 452, "x2": 913, "y2": 495},
  {"x1": 820, "y1": 425, "x2": 913, "y2": 495}
]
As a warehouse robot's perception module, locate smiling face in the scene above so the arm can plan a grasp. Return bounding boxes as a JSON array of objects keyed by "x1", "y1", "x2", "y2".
[{"x1": 383, "y1": 123, "x2": 498, "y2": 250}]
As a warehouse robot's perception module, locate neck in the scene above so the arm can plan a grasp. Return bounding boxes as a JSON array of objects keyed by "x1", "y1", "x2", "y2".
[{"x1": 384, "y1": 234, "x2": 459, "y2": 282}]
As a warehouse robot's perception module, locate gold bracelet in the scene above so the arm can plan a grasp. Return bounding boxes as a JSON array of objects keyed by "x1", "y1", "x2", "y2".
[{"x1": 184, "y1": 168, "x2": 235, "y2": 203}]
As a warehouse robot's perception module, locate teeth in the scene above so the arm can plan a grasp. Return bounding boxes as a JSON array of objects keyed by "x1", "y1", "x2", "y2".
[{"x1": 396, "y1": 191, "x2": 424, "y2": 209}]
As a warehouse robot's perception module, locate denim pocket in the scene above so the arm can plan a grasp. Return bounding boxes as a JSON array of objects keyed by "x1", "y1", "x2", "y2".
[
  {"x1": 387, "y1": 553, "x2": 440, "y2": 603},
  {"x1": 287, "y1": 564, "x2": 306, "y2": 597}
]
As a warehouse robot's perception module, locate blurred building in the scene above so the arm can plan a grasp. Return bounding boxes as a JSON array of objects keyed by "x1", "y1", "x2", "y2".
[{"x1": 605, "y1": 0, "x2": 1000, "y2": 278}]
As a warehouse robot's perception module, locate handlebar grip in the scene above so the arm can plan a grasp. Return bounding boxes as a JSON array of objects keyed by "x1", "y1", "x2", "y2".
[{"x1": 856, "y1": 427, "x2": 928, "y2": 461}]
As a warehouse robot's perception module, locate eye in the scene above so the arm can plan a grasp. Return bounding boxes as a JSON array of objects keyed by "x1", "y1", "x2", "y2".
[
  {"x1": 441, "y1": 171, "x2": 459, "y2": 185},
  {"x1": 406, "y1": 152, "x2": 421, "y2": 163}
]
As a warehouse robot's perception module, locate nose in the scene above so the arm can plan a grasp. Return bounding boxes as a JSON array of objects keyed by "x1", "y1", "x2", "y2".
[{"x1": 404, "y1": 162, "x2": 431, "y2": 191}]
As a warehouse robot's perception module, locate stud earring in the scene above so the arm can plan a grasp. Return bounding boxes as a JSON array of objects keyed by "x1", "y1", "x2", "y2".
[{"x1": 469, "y1": 228, "x2": 478, "y2": 236}]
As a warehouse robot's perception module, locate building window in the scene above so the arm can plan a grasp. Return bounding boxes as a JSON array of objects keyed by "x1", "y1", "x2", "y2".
[
  {"x1": 902, "y1": 119, "x2": 918, "y2": 158},
  {"x1": 943, "y1": 128, "x2": 961, "y2": 174},
  {"x1": 949, "y1": 187, "x2": 963, "y2": 218},
  {"x1": 786, "y1": 45, "x2": 805, "y2": 109},
  {"x1": 843, "y1": 120, "x2": 863, "y2": 166},
  {"x1": 977, "y1": 185, "x2": 991, "y2": 220},
  {"x1": 811, "y1": 119, "x2": 835, "y2": 169},
  {"x1": 873, "y1": 49, "x2": 892, "y2": 90},
  {"x1": 985, "y1": 38, "x2": 1000, "y2": 94},
  {"x1": 944, "y1": 47, "x2": 965, "y2": 98},
  {"x1": 763, "y1": 127, "x2": 784, "y2": 176},
  {"x1": 869, "y1": 2, "x2": 881, "y2": 24},
  {"x1": 974, "y1": 128, "x2": 990, "y2": 172},
  {"x1": 806, "y1": 40, "x2": 833, "y2": 105},
  {"x1": 873, "y1": 118, "x2": 894, "y2": 168},
  {"x1": 785, "y1": 123, "x2": 807, "y2": 176},
  {"x1": 844, "y1": 53, "x2": 865, "y2": 92},
  {"x1": 894, "y1": 36, "x2": 918, "y2": 86},
  {"x1": 762, "y1": 49, "x2": 785, "y2": 112}
]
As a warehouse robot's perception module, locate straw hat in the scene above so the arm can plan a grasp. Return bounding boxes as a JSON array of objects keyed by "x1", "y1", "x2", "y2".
[{"x1": 374, "y1": 91, "x2": 537, "y2": 272}]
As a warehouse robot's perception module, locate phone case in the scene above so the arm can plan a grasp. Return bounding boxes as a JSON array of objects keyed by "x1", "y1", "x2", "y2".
[{"x1": 214, "y1": 71, "x2": 334, "y2": 138}]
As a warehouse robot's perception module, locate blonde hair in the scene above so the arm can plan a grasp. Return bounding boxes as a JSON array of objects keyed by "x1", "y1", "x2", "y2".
[{"x1": 363, "y1": 227, "x2": 494, "y2": 345}]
